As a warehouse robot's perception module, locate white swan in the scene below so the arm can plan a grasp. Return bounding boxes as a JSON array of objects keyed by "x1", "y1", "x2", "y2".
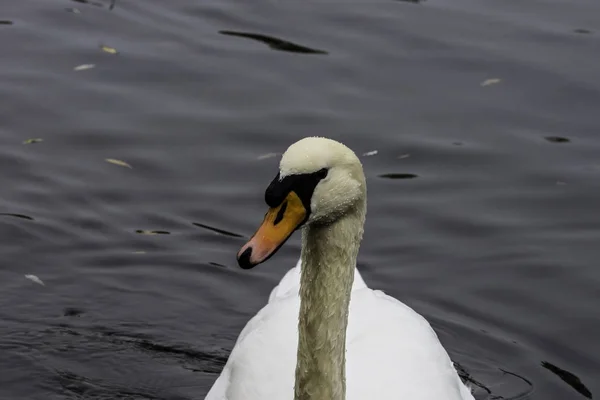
[{"x1": 206, "y1": 137, "x2": 475, "y2": 400}]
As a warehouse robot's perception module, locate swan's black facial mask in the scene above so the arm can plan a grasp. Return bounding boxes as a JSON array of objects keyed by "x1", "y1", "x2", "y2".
[{"x1": 237, "y1": 168, "x2": 328, "y2": 270}]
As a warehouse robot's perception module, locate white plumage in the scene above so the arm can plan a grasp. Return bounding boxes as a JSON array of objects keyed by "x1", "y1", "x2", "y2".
[
  {"x1": 206, "y1": 137, "x2": 475, "y2": 400},
  {"x1": 206, "y1": 259, "x2": 474, "y2": 400}
]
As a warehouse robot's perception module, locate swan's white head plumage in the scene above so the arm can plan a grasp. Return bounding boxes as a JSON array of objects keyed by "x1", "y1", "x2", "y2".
[
  {"x1": 237, "y1": 137, "x2": 366, "y2": 269},
  {"x1": 279, "y1": 137, "x2": 366, "y2": 225}
]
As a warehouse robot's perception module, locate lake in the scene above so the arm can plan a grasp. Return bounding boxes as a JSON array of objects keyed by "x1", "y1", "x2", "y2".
[{"x1": 0, "y1": 0, "x2": 599, "y2": 399}]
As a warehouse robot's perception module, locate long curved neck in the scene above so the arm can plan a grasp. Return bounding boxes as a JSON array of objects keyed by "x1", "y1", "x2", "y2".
[{"x1": 294, "y1": 202, "x2": 365, "y2": 400}]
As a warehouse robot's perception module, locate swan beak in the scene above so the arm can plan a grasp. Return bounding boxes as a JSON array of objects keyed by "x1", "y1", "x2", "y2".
[{"x1": 237, "y1": 191, "x2": 307, "y2": 269}]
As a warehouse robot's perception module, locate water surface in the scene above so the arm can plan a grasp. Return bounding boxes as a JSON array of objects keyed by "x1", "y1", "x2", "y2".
[{"x1": 1, "y1": 0, "x2": 599, "y2": 399}]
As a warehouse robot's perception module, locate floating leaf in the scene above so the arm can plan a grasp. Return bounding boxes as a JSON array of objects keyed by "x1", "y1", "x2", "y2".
[
  {"x1": 135, "y1": 230, "x2": 170, "y2": 235},
  {"x1": 74, "y1": 64, "x2": 95, "y2": 71},
  {"x1": 362, "y1": 150, "x2": 378, "y2": 157},
  {"x1": 481, "y1": 78, "x2": 501, "y2": 87},
  {"x1": 100, "y1": 45, "x2": 118, "y2": 54},
  {"x1": 105, "y1": 158, "x2": 132, "y2": 168},
  {"x1": 257, "y1": 152, "x2": 279, "y2": 160},
  {"x1": 23, "y1": 138, "x2": 43, "y2": 144},
  {"x1": 25, "y1": 274, "x2": 45, "y2": 286}
]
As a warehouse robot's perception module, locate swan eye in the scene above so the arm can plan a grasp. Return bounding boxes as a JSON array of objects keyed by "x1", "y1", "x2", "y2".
[{"x1": 317, "y1": 168, "x2": 328, "y2": 180}]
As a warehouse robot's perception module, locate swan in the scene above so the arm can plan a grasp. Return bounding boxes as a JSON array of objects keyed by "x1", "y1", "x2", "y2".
[{"x1": 206, "y1": 137, "x2": 475, "y2": 400}]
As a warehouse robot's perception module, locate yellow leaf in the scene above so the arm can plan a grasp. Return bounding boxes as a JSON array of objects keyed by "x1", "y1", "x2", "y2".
[
  {"x1": 23, "y1": 138, "x2": 43, "y2": 144},
  {"x1": 105, "y1": 158, "x2": 132, "y2": 168},
  {"x1": 100, "y1": 45, "x2": 118, "y2": 54}
]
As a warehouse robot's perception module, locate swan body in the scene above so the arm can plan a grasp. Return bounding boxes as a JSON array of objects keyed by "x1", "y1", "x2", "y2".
[{"x1": 206, "y1": 137, "x2": 475, "y2": 400}]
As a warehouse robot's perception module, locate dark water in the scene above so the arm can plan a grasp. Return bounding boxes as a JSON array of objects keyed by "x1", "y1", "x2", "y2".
[{"x1": 1, "y1": 0, "x2": 599, "y2": 399}]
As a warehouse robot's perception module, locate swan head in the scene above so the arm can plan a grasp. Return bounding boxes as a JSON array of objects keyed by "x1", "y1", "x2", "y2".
[{"x1": 237, "y1": 137, "x2": 365, "y2": 269}]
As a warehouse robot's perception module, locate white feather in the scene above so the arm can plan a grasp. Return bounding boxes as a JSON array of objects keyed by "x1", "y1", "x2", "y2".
[
  {"x1": 206, "y1": 137, "x2": 475, "y2": 400},
  {"x1": 206, "y1": 259, "x2": 474, "y2": 400}
]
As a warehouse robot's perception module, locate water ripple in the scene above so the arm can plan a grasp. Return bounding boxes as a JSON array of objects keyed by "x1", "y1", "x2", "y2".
[{"x1": 219, "y1": 31, "x2": 328, "y2": 54}]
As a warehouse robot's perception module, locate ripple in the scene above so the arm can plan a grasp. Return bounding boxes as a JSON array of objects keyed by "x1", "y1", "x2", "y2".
[
  {"x1": 219, "y1": 31, "x2": 328, "y2": 55},
  {"x1": 378, "y1": 173, "x2": 419, "y2": 179},
  {"x1": 70, "y1": 0, "x2": 104, "y2": 7},
  {"x1": 208, "y1": 262, "x2": 228, "y2": 268},
  {"x1": 0, "y1": 213, "x2": 34, "y2": 221},
  {"x1": 192, "y1": 222, "x2": 244, "y2": 238},
  {"x1": 542, "y1": 361, "x2": 592, "y2": 399},
  {"x1": 63, "y1": 308, "x2": 85, "y2": 317},
  {"x1": 545, "y1": 136, "x2": 571, "y2": 143}
]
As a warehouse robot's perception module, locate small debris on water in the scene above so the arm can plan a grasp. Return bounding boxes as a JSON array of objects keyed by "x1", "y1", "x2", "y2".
[
  {"x1": 397, "y1": 154, "x2": 410, "y2": 159},
  {"x1": 25, "y1": 274, "x2": 45, "y2": 286},
  {"x1": 105, "y1": 158, "x2": 132, "y2": 168},
  {"x1": 74, "y1": 64, "x2": 95, "y2": 71},
  {"x1": 23, "y1": 138, "x2": 43, "y2": 144},
  {"x1": 363, "y1": 150, "x2": 378, "y2": 157},
  {"x1": 0, "y1": 20, "x2": 14, "y2": 25},
  {"x1": 65, "y1": 7, "x2": 81, "y2": 13},
  {"x1": 135, "y1": 230, "x2": 170, "y2": 235},
  {"x1": 379, "y1": 173, "x2": 418, "y2": 180},
  {"x1": 257, "y1": 153, "x2": 280, "y2": 160},
  {"x1": 100, "y1": 45, "x2": 118, "y2": 54},
  {"x1": 481, "y1": 78, "x2": 501, "y2": 87},
  {"x1": 545, "y1": 136, "x2": 570, "y2": 143}
]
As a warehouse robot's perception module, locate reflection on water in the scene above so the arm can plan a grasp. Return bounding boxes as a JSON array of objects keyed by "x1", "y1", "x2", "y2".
[{"x1": 1, "y1": 0, "x2": 599, "y2": 399}]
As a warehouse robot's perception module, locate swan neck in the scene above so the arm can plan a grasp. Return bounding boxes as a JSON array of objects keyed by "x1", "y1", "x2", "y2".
[{"x1": 294, "y1": 207, "x2": 364, "y2": 400}]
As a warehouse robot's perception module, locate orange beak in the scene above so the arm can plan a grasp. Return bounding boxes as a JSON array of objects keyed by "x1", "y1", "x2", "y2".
[{"x1": 237, "y1": 191, "x2": 307, "y2": 269}]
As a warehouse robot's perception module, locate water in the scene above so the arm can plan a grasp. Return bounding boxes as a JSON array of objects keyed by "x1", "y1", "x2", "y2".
[{"x1": 1, "y1": 0, "x2": 599, "y2": 398}]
